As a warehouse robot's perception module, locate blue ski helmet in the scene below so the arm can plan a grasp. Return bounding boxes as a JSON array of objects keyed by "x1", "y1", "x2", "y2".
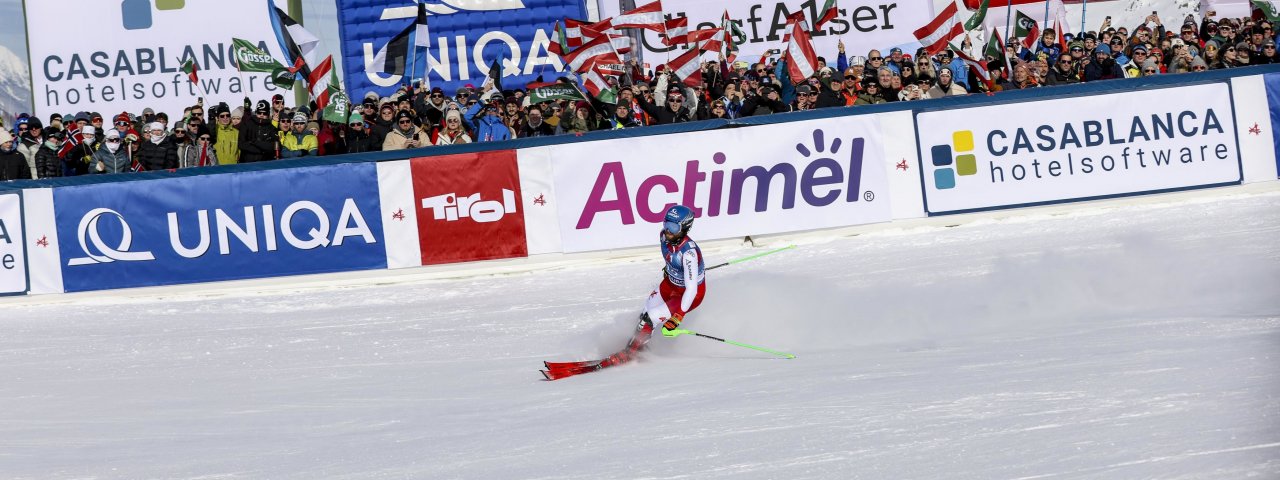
[{"x1": 662, "y1": 205, "x2": 695, "y2": 239}]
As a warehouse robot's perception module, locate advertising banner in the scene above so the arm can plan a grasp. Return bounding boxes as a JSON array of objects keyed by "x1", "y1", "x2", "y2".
[
  {"x1": 1267, "y1": 73, "x2": 1280, "y2": 177},
  {"x1": 915, "y1": 83, "x2": 1243, "y2": 215},
  {"x1": 549, "y1": 117, "x2": 893, "y2": 252},
  {"x1": 335, "y1": 0, "x2": 588, "y2": 100},
  {"x1": 410, "y1": 151, "x2": 528, "y2": 265},
  {"x1": 0, "y1": 193, "x2": 27, "y2": 295},
  {"x1": 53, "y1": 163, "x2": 386, "y2": 293},
  {"x1": 25, "y1": 0, "x2": 294, "y2": 121},
  {"x1": 600, "y1": 0, "x2": 935, "y2": 64}
]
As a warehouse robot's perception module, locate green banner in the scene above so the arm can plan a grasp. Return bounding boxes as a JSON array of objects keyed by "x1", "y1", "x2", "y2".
[
  {"x1": 270, "y1": 68, "x2": 295, "y2": 90},
  {"x1": 232, "y1": 38, "x2": 284, "y2": 73},
  {"x1": 322, "y1": 87, "x2": 351, "y2": 124},
  {"x1": 527, "y1": 84, "x2": 587, "y2": 104},
  {"x1": 965, "y1": 0, "x2": 989, "y2": 31}
]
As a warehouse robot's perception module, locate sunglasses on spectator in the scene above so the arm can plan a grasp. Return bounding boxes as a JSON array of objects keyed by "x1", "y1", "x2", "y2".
[
  {"x1": 91, "y1": 118, "x2": 103, "y2": 123},
  {"x1": 446, "y1": 118, "x2": 460, "y2": 123},
  {"x1": 218, "y1": 113, "x2": 230, "y2": 118},
  {"x1": 199, "y1": 136, "x2": 210, "y2": 141},
  {"x1": 115, "y1": 120, "x2": 129, "y2": 126},
  {"x1": 280, "y1": 119, "x2": 292, "y2": 124},
  {"x1": 106, "y1": 138, "x2": 122, "y2": 143},
  {"x1": 868, "y1": 56, "x2": 882, "y2": 61},
  {"x1": 1193, "y1": 66, "x2": 1207, "y2": 71},
  {"x1": 1143, "y1": 69, "x2": 1157, "y2": 73},
  {"x1": 1266, "y1": 45, "x2": 1277, "y2": 49}
]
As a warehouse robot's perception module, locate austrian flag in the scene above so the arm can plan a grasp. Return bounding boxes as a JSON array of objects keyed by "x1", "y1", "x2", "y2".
[
  {"x1": 913, "y1": 1, "x2": 965, "y2": 55},
  {"x1": 600, "y1": 1, "x2": 666, "y2": 33}
]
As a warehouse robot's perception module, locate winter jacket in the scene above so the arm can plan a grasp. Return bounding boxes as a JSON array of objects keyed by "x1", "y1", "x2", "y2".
[
  {"x1": 136, "y1": 137, "x2": 179, "y2": 171},
  {"x1": 92, "y1": 146, "x2": 131, "y2": 174},
  {"x1": 926, "y1": 82, "x2": 968, "y2": 98},
  {"x1": 433, "y1": 129, "x2": 471, "y2": 146},
  {"x1": 384, "y1": 127, "x2": 429, "y2": 150},
  {"x1": 279, "y1": 131, "x2": 318, "y2": 158},
  {"x1": 211, "y1": 123, "x2": 240, "y2": 164},
  {"x1": 335, "y1": 129, "x2": 379, "y2": 154},
  {"x1": 17, "y1": 136, "x2": 40, "y2": 179},
  {"x1": 35, "y1": 144, "x2": 62, "y2": 179},
  {"x1": 237, "y1": 115, "x2": 278, "y2": 162},
  {"x1": 1083, "y1": 59, "x2": 1124, "y2": 82},
  {"x1": 464, "y1": 106, "x2": 512, "y2": 142},
  {"x1": 0, "y1": 151, "x2": 31, "y2": 181},
  {"x1": 180, "y1": 143, "x2": 219, "y2": 168},
  {"x1": 519, "y1": 120, "x2": 556, "y2": 137},
  {"x1": 636, "y1": 97, "x2": 695, "y2": 124}
]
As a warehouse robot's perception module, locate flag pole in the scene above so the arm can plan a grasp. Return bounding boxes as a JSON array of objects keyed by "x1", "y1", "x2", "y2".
[
  {"x1": 1005, "y1": 2, "x2": 1013, "y2": 44},
  {"x1": 1043, "y1": 0, "x2": 1050, "y2": 34},
  {"x1": 1080, "y1": 0, "x2": 1088, "y2": 35}
]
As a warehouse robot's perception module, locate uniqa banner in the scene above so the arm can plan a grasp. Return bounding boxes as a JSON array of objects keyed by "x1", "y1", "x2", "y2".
[
  {"x1": 25, "y1": 0, "x2": 294, "y2": 122},
  {"x1": 600, "y1": 0, "x2": 936, "y2": 64},
  {"x1": 548, "y1": 116, "x2": 894, "y2": 252},
  {"x1": 914, "y1": 82, "x2": 1243, "y2": 215},
  {"x1": 334, "y1": 0, "x2": 588, "y2": 100},
  {"x1": 52, "y1": 163, "x2": 387, "y2": 293}
]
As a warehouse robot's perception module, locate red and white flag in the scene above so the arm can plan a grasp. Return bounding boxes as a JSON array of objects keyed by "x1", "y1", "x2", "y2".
[
  {"x1": 581, "y1": 69, "x2": 614, "y2": 97},
  {"x1": 666, "y1": 46, "x2": 703, "y2": 87},
  {"x1": 914, "y1": 1, "x2": 965, "y2": 56},
  {"x1": 952, "y1": 48, "x2": 994, "y2": 90},
  {"x1": 563, "y1": 35, "x2": 621, "y2": 73},
  {"x1": 815, "y1": 0, "x2": 839, "y2": 30},
  {"x1": 784, "y1": 19, "x2": 818, "y2": 82},
  {"x1": 662, "y1": 16, "x2": 688, "y2": 46},
  {"x1": 691, "y1": 27, "x2": 724, "y2": 53},
  {"x1": 781, "y1": 11, "x2": 808, "y2": 42},
  {"x1": 606, "y1": 1, "x2": 666, "y2": 33},
  {"x1": 609, "y1": 34, "x2": 633, "y2": 55},
  {"x1": 307, "y1": 55, "x2": 335, "y2": 108}
]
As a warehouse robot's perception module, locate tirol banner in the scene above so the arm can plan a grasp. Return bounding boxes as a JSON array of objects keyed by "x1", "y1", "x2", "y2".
[
  {"x1": 914, "y1": 83, "x2": 1243, "y2": 216},
  {"x1": 600, "y1": 0, "x2": 936, "y2": 63},
  {"x1": 410, "y1": 151, "x2": 528, "y2": 265},
  {"x1": 25, "y1": 0, "x2": 295, "y2": 121},
  {"x1": 549, "y1": 117, "x2": 894, "y2": 253},
  {"x1": 52, "y1": 163, "x2": 387, "y2": 293},
  {"x1": 335, "y1": 0, "x2": 588, "y2": 100}
]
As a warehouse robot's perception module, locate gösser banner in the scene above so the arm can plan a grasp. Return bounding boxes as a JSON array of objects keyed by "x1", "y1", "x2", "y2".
[
  {"x1": 915, "y1": 83, "x2": 1243, "y2": 215},
  {"x1": 25, "y1": 0, "x2": 293, "y2": 121},
  {"x1": 52, "y1": 163, "x2": 386, "y2": 293},
  {"x1": 601, "y1": 0, "x2": 935, "y2": 63},
  {"x1": 549, "y1": 117, "x2": 893, "y2": 253}
]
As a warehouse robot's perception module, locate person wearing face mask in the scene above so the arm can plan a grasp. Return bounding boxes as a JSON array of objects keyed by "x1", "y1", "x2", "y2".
[
  {"x1": 136, "y1": 122, "x2": 178, "y2": 171},
  {"x1": 35, "y1": 130, "x2": 64, "y2": 179},
  {"x1": 92, "y1": 129, "x2": 132, "y2": 174}
]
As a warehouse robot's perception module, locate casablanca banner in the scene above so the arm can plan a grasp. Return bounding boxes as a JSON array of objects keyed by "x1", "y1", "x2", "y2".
[{"x1": 25, "y1": 0, "x2": 296, "y2": 121}]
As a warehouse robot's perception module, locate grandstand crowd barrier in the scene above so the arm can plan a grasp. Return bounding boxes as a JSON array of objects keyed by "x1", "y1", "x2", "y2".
[{"x1": 1, "y1": 66, "x2": 1277, "y2": 296}]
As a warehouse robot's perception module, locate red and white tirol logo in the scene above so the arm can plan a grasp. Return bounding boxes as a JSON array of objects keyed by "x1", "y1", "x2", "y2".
[{"x1": 410, "y1": 151, "x2": 527, "y2": 265}]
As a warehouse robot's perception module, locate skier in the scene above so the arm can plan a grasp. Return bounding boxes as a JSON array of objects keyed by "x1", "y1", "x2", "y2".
[{"x1": 604, "y1": 205, "x2": 707, "y2": 365}]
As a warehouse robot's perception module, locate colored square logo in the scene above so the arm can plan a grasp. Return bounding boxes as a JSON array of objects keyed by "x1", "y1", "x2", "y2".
[
  {"x1": 956, "y1": 154, "x2": 977, "y2": 176},
  {"x1": 952, "y1": 130, "x2": 974, "y2": 152},
  {"x1": 934, "y1": 168, "x2": 956, "y2": 189},
  {"x1": 931, "y1": 145, "x2": 953, "y2": 167}
]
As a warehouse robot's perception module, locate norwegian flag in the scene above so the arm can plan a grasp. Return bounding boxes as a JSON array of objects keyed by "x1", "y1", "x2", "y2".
[
  {"x1": 914, "y1": 1, "x2": 965, "y2": 56},
  {"x1": 784, "y1": 17, "x2": 818, "y2": 83},
  {"x1": 662, "y1": 16, "x2": 688, "y2": 46},
  {"x1": 597, "y1": 1, "x2": 666, "y2": 34},
  {"x1": 129, "y1": 149, "x2": 145, "y2": 173},
  {"x1": 57, "y1": 127, "x2": 82, "y2": 159},
  {"x1": 952, "y1": 48, "x2": 994, "y2": 91},
  {"x1": 667, "y1": 46, "x2": 704, "y2": 87}
]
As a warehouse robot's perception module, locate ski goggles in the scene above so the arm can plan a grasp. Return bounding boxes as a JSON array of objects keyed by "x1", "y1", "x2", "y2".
[{"x1": 662, "y1": 220, "x2": 682, "y2": 235}]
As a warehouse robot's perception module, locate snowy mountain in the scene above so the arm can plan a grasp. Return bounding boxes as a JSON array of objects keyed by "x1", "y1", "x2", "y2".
[{"x1": 0, "y1": 44, "x2": 32, "y2": 127}]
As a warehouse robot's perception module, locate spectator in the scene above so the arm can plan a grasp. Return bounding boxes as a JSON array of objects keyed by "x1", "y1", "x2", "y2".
[
  {"x1": 180, "y1": 132, "x2": 218, "y2": 168},
  {"x1": 172, "y1": 121, "x2": 191, "y2": 160},
  {"x1": 1035, "y1": 28, "x2": 1064, "y2": 65},
  {"x1": 1046, "y1": 53, "x2": 1081, "y2": 85},
  {"x1": 0, "y1": 130, "x2": 30, "y2": 181},
  {"x1": 467, "y1": 100, "x2": 512, "y2": 142},
  {"x1": 520, "y1": 107, "x2": 557, "y2": 136},
  {"x1": 64, "y1": 125, "x2": 96, "y2": 176},
  {"x1": 238, "y1": 102, "x2": 277, "y2": 163},
  {"x1": 92, "y1": 129, "x2": 130, "y2": 174},
  {"x1": 335, "y1": 113, "x2": 379, "y2": 154},
  {"x1": 927, "y1": 67, "x2": 968, "y2": 97},
  {"x1": 370, "y1": 103, "x2": 396, "y2": 147},
  {"x1": 875, "y1": 67, "x2": 900, "y2": 102},
  {"x1": 854, "y1": 81, "x2": 887, "y2": 105},
  {"x1": 211, "y1": 103, "x2": 240, "y2": 164},
  {"x1": 433, "y1": 109, "x2": 471, "y2": 146},
  {"x1": 17, "y1": 118, "x2": 42, "y2": 179},
  {"x1": 280, "y1": 113, "x2": 318, "y2": 158},
  {"x1": 1001, "y1": 63, "x2": 1039, "y2": 90},
  {"x1": 740, "y1": 84, "x2": 789, "y2": 115},
  {"x1": 1123, "y1": 45, "x2": 1152, "y2": 77},
  {"x1": 639, "y1": 88, "x2": 694, "y2": 124},
  {"x1": 137, "y1": 122, "x2": 178, "y2": 171},
  {"x1": 1083, "y1": 45, "x2": 1124, "y2": 81},
  {"x1": 35, "y1": 129, "x2": 63, "y2": 179},
  {"x1": 1257, "y1": 42, "x2": 1278, "y2": 64},
  {"x1": 1140, "y1": 58, "x2": 1161, "y2": 76}
]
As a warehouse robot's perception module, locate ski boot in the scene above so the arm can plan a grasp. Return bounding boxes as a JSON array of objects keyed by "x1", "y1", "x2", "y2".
[{"x1": 600, "y1": 314, "x2": 654, "y2": 367}]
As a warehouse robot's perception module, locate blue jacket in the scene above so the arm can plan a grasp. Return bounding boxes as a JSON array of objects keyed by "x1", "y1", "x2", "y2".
[{"x1": 464, "y1": 104, "x2": 512, "y2": 142}]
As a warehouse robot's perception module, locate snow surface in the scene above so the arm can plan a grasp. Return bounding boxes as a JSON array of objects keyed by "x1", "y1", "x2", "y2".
[{"x1": 2, "y1": 186, "x2": 1279, "y2": 479}]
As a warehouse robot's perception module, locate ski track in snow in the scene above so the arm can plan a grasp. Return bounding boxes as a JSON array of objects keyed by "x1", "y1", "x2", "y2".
[{"x1": 1, "y1": 188, "x2": 1278, "y2": 479}]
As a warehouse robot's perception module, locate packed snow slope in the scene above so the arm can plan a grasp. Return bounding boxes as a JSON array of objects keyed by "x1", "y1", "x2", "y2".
[{"x1": 2, "y1": 187, "x2": 1278, "y2": 479}]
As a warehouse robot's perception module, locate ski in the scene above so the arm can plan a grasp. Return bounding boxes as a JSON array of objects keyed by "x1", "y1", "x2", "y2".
[{"x1": 541, "y1": 348, "x2": 639, "y2": 381}]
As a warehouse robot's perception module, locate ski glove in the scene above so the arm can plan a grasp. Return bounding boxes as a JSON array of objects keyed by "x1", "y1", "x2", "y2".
[{"x1": 662, "y1": 313, "x2": 683, "y2": 332}]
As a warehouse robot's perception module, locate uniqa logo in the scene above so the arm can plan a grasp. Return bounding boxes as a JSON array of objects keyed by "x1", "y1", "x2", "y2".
[
  {"x1": 576, "y1": 128, "x2": 867, "y2": 229},
  {"x1": 67, "y1": 208, "x2": 157, "y2": 266}
]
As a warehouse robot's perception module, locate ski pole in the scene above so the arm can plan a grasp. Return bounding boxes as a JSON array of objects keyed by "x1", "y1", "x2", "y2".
[
  {"x1": 662, "y1": 329, "x2": 796, "y2": 359},
  {"x1": 706, "y1": 244, "x2": 795, "y2": 271}
]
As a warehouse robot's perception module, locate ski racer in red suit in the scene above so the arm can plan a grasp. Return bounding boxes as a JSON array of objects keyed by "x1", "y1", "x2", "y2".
[{"x1": 605, "y1": 205, "x2": 707, "y2": 364}]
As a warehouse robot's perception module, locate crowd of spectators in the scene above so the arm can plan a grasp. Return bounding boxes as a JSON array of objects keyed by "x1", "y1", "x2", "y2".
[{"x1": 1, "y1": 11, "x2": 1276, "y2": 181}]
